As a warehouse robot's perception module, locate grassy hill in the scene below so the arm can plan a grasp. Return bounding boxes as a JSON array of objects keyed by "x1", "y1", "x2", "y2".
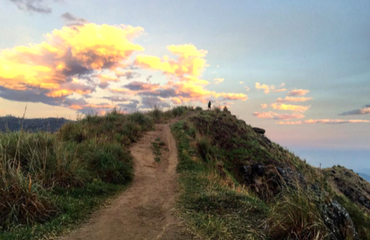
[
  {"x1": 171, "y1": 107, "x2": 370, "y2": 240},
  {"x1": 1, "y1": 106, "x2": 369, "y2": 240}
]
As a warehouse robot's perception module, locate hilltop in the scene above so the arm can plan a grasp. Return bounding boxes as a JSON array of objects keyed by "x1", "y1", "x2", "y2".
[
  {"x1": 171, "y1": 107, "x2": 370, "y2": 240},
  {"x1": 0, "y1": 107, "x2": 369, "y2": 240}
]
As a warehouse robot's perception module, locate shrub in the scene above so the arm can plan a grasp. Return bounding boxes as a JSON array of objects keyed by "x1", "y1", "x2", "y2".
[
  {"x1": 173, "y1": 106, "x2": 187, "y2": 116},
  {"x1": 195, "y1": 106, "x2": 202, "y2": 111}
]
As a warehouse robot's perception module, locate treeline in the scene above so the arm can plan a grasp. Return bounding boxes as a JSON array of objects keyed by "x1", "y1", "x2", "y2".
[{"x1": 0, "y1": 116, "x2": 71, "y2": 132}]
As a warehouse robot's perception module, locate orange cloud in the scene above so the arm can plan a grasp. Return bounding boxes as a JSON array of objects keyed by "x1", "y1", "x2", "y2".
[
  {"x1": 276, "y1": 96, "x2": 313, "y2": 103},
  {"x1": 0, "y1": 23, "x2": 144, "y2": 104},
  {"x1": 135, "y1": 44, "x2": 207, "y2": 78},
  {"x1": 261, "y1": 104, "x2": 268, "y2": 109},
  {"x1": 271, "y1": 103, "x2": 310, "y2": 112},
  {"x1": 287, "y1": 89, "x2": 310, "y2": 96},
  {"x1": 277, "y1": 119, "x2": 370, "y2": 125},
  {"x1": 253, "y1": 111, "x2": 305, "y2": 120}
]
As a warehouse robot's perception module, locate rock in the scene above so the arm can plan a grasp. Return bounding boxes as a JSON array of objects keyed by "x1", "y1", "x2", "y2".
[
  {"x1": 253, "y1": 127, "x2": 265, "y2": 135},
  {"x1": 276, "y1": 166, "x2": 306, "y2": 189},
  {"x1": 252, "y1": 163, "x2": 265, "y2": 176},
  {"x1": 321, "y1": 200, "x2": 358, "y2": 240}
]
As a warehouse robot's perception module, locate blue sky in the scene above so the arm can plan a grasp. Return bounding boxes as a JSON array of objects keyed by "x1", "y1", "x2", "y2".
[{"x1": 0, "y1": 0, "x2": 369, "y2": 170}]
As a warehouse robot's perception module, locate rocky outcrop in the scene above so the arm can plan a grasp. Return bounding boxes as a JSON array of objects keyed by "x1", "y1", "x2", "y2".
[
  {"x1": 321, "y1": 200, "x2": 358, "y2": 240},
  {"x1": 242, "y1": 163, "x2": 358, "y2": 240},
  {"x1": 252, "y1": 127, "x2": 265, "y2": 135}
]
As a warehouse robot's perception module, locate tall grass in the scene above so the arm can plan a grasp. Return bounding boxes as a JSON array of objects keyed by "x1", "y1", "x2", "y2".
[{"x1": 0, "y1": 109, "x2": 154, "y2": 238}]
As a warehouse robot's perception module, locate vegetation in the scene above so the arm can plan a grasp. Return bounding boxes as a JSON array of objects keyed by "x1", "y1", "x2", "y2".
[
  {"x1": 152, "y1": 138, "x2": 164, "y2": 162},
  {"x1": 0, "y1": 109, "x2": 154, "y2": 239},
  {"x1": 171, "y1": 109, "x2": 370, "y2": 240}
]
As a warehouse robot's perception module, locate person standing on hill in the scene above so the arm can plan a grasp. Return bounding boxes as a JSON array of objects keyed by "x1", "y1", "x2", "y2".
[{"x1": 208, "y1": 101, "x2": 211, "y2": 110}]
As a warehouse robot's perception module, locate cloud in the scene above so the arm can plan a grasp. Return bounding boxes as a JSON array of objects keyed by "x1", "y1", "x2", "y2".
[
  {"x1": 277, "y1": 119, "x2": 370, "y2": 125},
  {"x1": 255, "y1": 82, "x2": 270, "y2": 94},
  {"x1": 339, "y1": 106, "x2": 370, "y2": 116},
  {"x1": 287, "y1": 89, "x2": 310, "y2": 96},
  {"x1": 261, "y1": 104, "x2": 268, "y2": 109},
  {"x1": 103, "y1": 96, "x2": 129, "y2": 102},
  {"x1": 244, "y1": 86, "x2": 250, "y2": 92},
  {"x1": 115, "y1": 70, "x2": 141, "y2": 80},
  {"x1": 213, "y1": 78, "x2": 224, "y2": 84},
  {"x1": 276, "y1": 96, "x2": 312, "y2": 103},
  {"x1": 61, "y1": 12, "x2": 88, "y2": 25},
  {"x1": 0, "y1": 23, "x2": 144, "y2": 110},
  {"x1": 94, "y1": 74, "x2": 119, "y2": 89},
  {"x1": 123, "y1": 81, "x2": 160, "y2": 91},
  {"x1": 271, "y1": 103, "x2": 310, "y2": 112},
  {"x1": 239, "y1": 81, "x2": 243, "y2": 84},
  {"x1": 135, "y1": 44, "x2": 208, "y2": 78},
  {"x1": 253, "y1": 111, "x2": 305, "y2": 120},
  {"x1": 255, "y1": 82, "x2": 286, "y2": 94},
  {"x1": 10, "y1": 0, "x2": 59, "y2": 14},
  {"x1": 133, "y1": 44, "x2": 248, "y2": 104}
]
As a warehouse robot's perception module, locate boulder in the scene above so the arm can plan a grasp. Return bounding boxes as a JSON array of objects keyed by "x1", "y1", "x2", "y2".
[
  {"x1": 253, "y1": 127, "x2": 265, "y2": 135},
  {"x1": 321, "y1": 200, "x2": 358, "y2": 240}
]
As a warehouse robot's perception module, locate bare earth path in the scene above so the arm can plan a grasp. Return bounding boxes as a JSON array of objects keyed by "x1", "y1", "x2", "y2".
[{"x1": 61, "y1": 122, "x2": 194, "y2": 240}]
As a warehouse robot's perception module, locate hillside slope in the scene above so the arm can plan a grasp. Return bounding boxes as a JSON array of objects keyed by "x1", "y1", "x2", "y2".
[{"x1": 172, "y1": 108, "x2": 370, "y2": 240}]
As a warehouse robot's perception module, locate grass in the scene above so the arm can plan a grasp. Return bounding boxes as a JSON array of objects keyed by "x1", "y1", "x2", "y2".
[
  {"x1": 171, "y1": 120, "x2": 268, "y2": 240},
  {"x1": 171, "y1": 110, "x2": 370, "y2": 240},
  {"x1": 0, "y1": 109, "x2": 154, "y2": 239},
  {"x1": 152, "y1": 138, "x2": 162, "y2": 162}
]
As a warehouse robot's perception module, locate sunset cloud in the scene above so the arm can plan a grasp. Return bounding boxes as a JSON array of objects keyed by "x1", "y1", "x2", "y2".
[
  {"x1": 276, "y1": 96, "x2": 312, "y2": 103},
  {"x1": 261, "y1": 104, "x2": 268, "y2": 109},
  {"x1": 0, "y1": 23, "x2": 144, "y2": 110},
  {"x1": 253, "y1": 111, "x2": 305, "y2": 120},
  {"x1": 255, "y1": 82, "x2": 286, "y2": 94},
  {"x1": 135, "y1": 44, "x2": 207, "y2": 78},
  {"x1": 287, "y1": 89, "x2": 310, "y2": 96},
  {"x1": 277, "y1": 119, "x2": 370, "y2": 125},
  {"x1": 339, "y1": 105, "x2": 370, "y2": 116},
  {"x1": 271, "y1": 103, "x2": 310, "y2": 112}
]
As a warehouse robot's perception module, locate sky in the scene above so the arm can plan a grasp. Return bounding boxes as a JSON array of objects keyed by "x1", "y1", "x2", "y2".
[{"x1": 0, "y1": 0, "x2": 369, "y2": 170}]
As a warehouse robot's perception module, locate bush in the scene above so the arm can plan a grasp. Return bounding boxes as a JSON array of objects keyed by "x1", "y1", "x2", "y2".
[
  {"x1": 172, "y1": 106, "x2": 186, "y2": 117},
  {"x1": 195, "y1": 106, "x2": 202, "y2": 111}
]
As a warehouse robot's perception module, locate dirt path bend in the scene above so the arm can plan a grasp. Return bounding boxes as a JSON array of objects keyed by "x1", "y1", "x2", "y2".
[{"x1": 61, "y1": 123, "x2": 193, "y2": 240}]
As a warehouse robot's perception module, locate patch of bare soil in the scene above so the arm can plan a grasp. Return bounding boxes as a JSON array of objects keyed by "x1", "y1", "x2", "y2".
[{"x1": 60, "y1": 123, "x2": 194, "y2": 240}]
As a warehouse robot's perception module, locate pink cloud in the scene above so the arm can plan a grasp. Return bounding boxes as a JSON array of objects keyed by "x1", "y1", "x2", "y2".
[
  {"x1": 276, "y1": 96, "x2": 312, "y2": 103},
  {"x1": 277, "y1": 119, "x2": 370, "y2": 125},
  {"x1": 253, "y1": 111, "x2": 305, "y2": 120},
  {"x1": 287, "y1": 89, "x2": 310, "y2": 96}
]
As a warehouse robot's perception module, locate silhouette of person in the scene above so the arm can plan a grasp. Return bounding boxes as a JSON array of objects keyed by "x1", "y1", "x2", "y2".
[{"x1": 208, "y1": 101, "x2": 211, "y2": 110}]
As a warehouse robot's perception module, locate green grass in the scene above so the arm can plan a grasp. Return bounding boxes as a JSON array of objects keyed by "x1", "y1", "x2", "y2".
[
  {"x1": 171, "y1": 121, "x2": 268, "y2": 240},
  {"x1": 0, "y1": 109, "x2": 154, "y2": 239}
]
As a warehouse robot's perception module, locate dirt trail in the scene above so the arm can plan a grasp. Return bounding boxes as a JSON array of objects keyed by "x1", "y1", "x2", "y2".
[{"x1": 60, "y1": 122, "x2": 193, "y2": 240}]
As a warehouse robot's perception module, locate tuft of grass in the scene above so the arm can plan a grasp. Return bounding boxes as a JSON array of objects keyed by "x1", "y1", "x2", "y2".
[
  {"x1": 266, "y1": 188, "x2": 329, "y2": 240},
  {"x1": 152, "y1": 138, "x2": 162, "y2": 162}
]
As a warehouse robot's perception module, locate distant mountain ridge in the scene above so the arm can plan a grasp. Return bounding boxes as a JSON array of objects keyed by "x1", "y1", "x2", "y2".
[
  {"x1": 359, "y1": 173, "x2": 370, "y2": 182},
  {"x1": 0, "y1": 116, "x2": 71, "y2": 132}
]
